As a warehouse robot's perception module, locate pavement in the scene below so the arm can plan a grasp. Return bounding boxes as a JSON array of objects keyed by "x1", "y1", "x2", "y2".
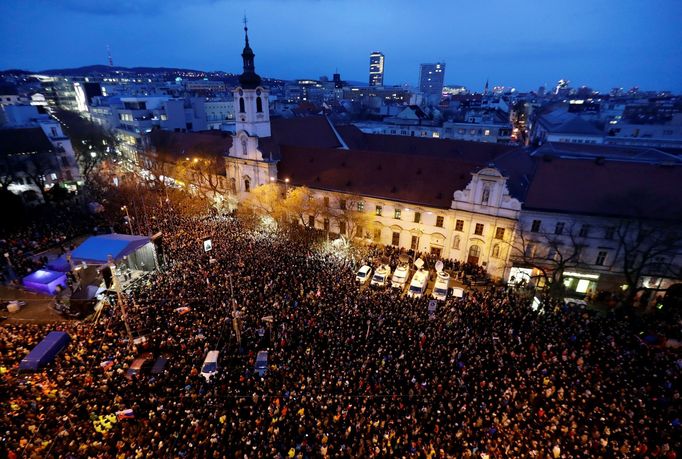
[{"x1": 0, "y1": 284, "x2": 72, "y2": 323}]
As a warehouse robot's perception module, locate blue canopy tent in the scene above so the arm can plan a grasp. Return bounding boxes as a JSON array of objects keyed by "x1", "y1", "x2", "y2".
[
  {"x1": 71, "y1": 234, "x2": 152, "y2": 266},
  {"x1": 23, "y1": 269, "x2": 68, "y2": 295},
  {"x1": 47, "y1": 254, "x2": 71, "y2": 272}
]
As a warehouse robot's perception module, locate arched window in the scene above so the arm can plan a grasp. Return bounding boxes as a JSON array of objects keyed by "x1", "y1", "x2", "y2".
[
  {"x1": 256, "y1": 97, "x2": 263, "y2": 113},
  {"x1": 244, "y1": 177, "x2": 250, "y2": 193},
  {"x1": 452, "y1": 235, "x2": 461, "y2": 249},
  {"x1": 239, "y1": 97, "x2": 245, "y2": 113},
  {"x1": 492, "y1": 244, "x2": 500, "y2": 258}
]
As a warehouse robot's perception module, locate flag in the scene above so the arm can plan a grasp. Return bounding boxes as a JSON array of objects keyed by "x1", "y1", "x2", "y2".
[
  {"x1": 100, "y1": 360, "x2": 114, "y2": 371},
  {"x1": 116, "y1": 409, "x2": 135, "y2": 421}
]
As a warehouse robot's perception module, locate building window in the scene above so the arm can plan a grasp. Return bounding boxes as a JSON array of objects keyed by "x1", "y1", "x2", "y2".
[
  {"x1": 452, "y1": 235, "x2": 460, "y2": 249},
  {"x1": 411, "y1": 235, "x2": 418, "y2": 250},
  {"x1": 474, "y1": 223, "x2": 484, "y2": 235},
  {"x1": 414, "y1": 212, "x2": 421, "y2": 223},
  {"x1": 244, "y1": 178, "x2": 250, "y2": 192},
  {"x1": 392, "y1": 231, "x2": 400, "y2": 246},
  {"x1": 495, "y1": 227, "x2": 505, "y2": 240},
  {"x1": 430, "y1": 247, "x2": 442, "y2": 258},
  {"x1": 579, "y1": 224, "x2": 590, "y2": 237},
  {"x1": 455, "y1": 219, "x2": 464, "y2": 231},
  {"x1": 373, "y1": 228, "x2": 381, "y2": 241},
  {"x1": 375, "y1": 205, "x2": 383, "y2": 216},
  {"x1": 555, "y1": 222, "x2": 565, "y2": 235},
  {"x1": 357, "y1": 201, "x2": 365, "y2": 212},
  {"x1": 239, "y1": 97, "x2": 245, "y2": 113},
  {"x1": 435, "y1": 216, "x2": 444, "y2": 227},
  {"x1": 531, "y1": 220, "x2": 541, "y2": 232},
  {"x1": 323, "y1": 196, "x2": 330, "y2": 207},
  {"x1": 339, "y1": 199, "x2": 347, "y2": 210},
  {"x1": 339, "y1": 220, "x2": 346, "y2": 235},
  {"x1": 394, "y1": 209, "x2": 401, "y2": 219},
  {"x1": 241, "y1": 138, "x2": 248, "y2": 155},
  {"x1": 256, "y1": 97, "x2": 263, "y2": 113},
  {"x1": 604, "y1": 227, "x2": 615, "y2": 240},
  {"x1": 595, "y1": 251, "x2": 607, "y2": 266},
  {"x1": 308, "y1": 215, "x2": 315, "y2": 227},
  {"x1": 492, "y1": 244, "x2": 500, "y2": 258}
]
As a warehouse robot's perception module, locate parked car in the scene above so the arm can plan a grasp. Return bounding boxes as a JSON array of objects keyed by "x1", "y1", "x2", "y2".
[
  {"x1": 370, "y1": 265, "x2": 391, "y2": 288},
  {"x1": 355, "y1": 265, "x2": 372, "y2": 284},
  {"x1": 391, "y1": 265, "x2": 410, "y2": 289}
]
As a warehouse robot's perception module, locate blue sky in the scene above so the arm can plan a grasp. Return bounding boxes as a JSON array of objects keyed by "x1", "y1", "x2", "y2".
[{"x1": 1, "y1": 0, "x2": 681, "y2": 92}]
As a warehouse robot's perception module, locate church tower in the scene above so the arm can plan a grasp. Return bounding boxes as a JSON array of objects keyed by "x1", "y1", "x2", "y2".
[{"x1": 226, "y1": 19, "x2": 277, "y2": 196}]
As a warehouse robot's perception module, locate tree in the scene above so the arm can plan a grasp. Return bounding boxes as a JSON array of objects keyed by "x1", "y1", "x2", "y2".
[
  {"x1": 616, "y1": 219, "x2": 682, "y2": 307},
  {"x1": 54, "y1": 109, "x2": 117, "y2": 185},
  {"x1": 175, "y1": 156, "x2": 227, "y2": 203},
  {"x1": 508, "y1": 222, "x2": 587, "y2": 297},
  {"x1": 283, "y1": 186, "x2": 327, "y2": 228},
  {"x1": 18, "y1": 151, "x2": 58, "y2": 202},
  {"x1": 239, "y1": 182, "x2": 287, "y2": 228},
  {"x1": 337, "y1": 195, "x2": 374, "y2": 240}
]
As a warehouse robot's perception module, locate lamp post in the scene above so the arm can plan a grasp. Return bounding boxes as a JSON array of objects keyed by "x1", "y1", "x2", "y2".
[{"x1": 121, "y1": 205, "x2": 133, "y2": 235}]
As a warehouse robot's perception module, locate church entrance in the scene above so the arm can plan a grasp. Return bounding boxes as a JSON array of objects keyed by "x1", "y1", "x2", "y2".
[{"x1": 467, "y1": 245, "x2": 481, "y2": 265}]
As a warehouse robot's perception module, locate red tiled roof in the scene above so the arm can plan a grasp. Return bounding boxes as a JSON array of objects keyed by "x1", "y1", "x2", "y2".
[
  {"x1": 523, "y1": 158, "x2": 682, "y2": 220},
  {"x1": 335, "y1": 125, "x2": 518, "y2": 164},
  {"x1": 149, "y1": 129, "x2": 231, "y2": 160},
  {"x1": 277, "y1": 145, "x2": 478, "y2": 208}
]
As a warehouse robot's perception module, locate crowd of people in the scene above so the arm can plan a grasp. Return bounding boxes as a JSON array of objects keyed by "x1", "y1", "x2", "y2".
[{"x1": 1, "y1": 213, "x2": 680, "y2": 458}]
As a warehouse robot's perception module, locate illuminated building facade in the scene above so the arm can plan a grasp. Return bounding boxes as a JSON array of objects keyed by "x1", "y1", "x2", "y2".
[{"x1": 369, "y1": 52, "x2": 385, "y2": 87}]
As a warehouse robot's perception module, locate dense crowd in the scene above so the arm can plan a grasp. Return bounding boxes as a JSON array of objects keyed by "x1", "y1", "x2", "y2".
[
  {"x1": 0, "y1": 203, "x2": 104, "y2": 283},
  {"x1": 1, "y1": 215, "x2": 680, "y2": 458}
]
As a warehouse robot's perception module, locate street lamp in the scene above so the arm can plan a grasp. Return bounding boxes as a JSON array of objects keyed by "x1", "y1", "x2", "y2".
[{"x1": 121, "y1": 205, "x2": 133, "y2": 235}]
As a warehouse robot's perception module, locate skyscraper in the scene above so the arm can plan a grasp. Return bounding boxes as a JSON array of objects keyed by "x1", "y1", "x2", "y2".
[
  {"x1": 369, "y1": 52, "x2": 385, "y2": 87},
  {"x1": 419, "y1": 63, "x2": 445, "y2": 98}
]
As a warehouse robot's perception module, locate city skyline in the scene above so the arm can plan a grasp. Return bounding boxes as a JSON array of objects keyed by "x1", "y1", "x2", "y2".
[{"x1": 1, "y1": 0, "x2": 681, "y2": 92}]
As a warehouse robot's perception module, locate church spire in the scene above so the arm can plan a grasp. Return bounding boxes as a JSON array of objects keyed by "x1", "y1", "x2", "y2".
[{"x1": 239, "y1": 16, "x2": 262, "y2": 89}]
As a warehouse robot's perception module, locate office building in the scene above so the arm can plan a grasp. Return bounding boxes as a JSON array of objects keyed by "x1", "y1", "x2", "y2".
[
  {"x1": 419, "y1": 63, "x2": 445, "y2": 99},
  {"x1": 369, "y1": 52, "x2": 385, "y2": 87}
]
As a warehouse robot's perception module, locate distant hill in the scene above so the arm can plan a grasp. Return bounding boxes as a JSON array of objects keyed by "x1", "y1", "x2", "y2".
[{"x1": 0, "y1": 64, "x2": 287, "y2": 83}]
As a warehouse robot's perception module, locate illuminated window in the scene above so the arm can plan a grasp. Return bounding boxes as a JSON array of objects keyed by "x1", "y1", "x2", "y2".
[
  {"x1": 357, "y1": 201, "x2": 365, "y2": 212},
  {"x1": 375, "y1": 205, "x2": 382, "y2": 216},
  {"x1": 484, "y1": 129, "x2": 491, "y2": 136},
  {"x1": 394, "y1": 209, "x2": 401, "y2": 219}
]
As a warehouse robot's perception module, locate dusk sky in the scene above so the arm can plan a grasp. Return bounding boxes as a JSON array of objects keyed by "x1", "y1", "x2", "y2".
[{"x1": 1, "y1": 0, "x2": 681, "y2": 92}]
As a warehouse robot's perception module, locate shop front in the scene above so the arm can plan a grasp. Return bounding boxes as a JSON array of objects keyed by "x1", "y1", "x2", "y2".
[{"x1": 562, "y1": 271, "x2": 600, "y2": 296}]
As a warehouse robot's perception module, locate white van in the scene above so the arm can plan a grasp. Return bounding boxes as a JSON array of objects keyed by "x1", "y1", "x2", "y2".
[
  {"x1": 201, "y1": 350, "x2": 219, "y2": 381},
  {"x1": 391, "y1": 265, "x2": 410, "y2": 289},
  {"x1": 370, "y1": 265, "x2": 392, "y2": 287},
  {"x1": 355, "y1": 265, "x2": 372, "y2": 284},
  {"x1": 407, "y1": 269, "x2": 429, "y2": 298},
  {"x1": 432, "y1": 271, "x2": 451, "y2": 301}
]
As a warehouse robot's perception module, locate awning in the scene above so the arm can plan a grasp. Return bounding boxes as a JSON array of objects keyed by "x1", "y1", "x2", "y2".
[{"x1": 71, "y1": 233, "x2": 151, "y2": 265}]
